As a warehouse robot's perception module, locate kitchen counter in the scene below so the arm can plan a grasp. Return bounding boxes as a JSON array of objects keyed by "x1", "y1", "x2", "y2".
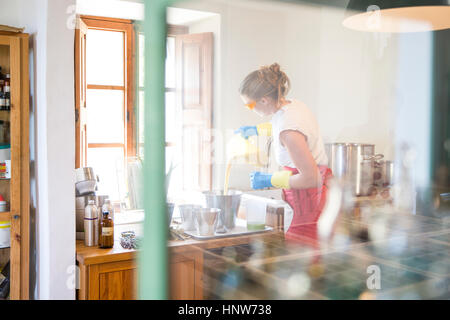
[
  {"x1": 76, "y1": 201, "x2": 450, "y2": 300},
  {"x1": 76, "y1": 230, "x2": 283, "y2": 265},
  {"x1": 76, "y1": 222, "x2": 283, "y2": 300}
]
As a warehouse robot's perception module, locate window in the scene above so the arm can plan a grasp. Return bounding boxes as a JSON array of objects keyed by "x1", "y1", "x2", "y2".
[
  {"x1": 75, "y1": 16, "x2": 135, "y2": 201},
  {"x1": 76, "y1": 17, "x2": 213, "y2": 205}
]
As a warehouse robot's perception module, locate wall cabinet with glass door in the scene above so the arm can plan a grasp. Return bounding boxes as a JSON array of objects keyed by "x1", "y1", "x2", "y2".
[{"x1": 0, "y1": 32, "x2": 30, "y2": 300}]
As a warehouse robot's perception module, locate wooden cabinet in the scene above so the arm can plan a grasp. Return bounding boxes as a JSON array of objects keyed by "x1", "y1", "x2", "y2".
[
  {"x1": 0, "y1": 32, "x2": 30, "y2": 300},
  {"x1": 76, "y1": 241, "x2": 202, "y2": 300}
]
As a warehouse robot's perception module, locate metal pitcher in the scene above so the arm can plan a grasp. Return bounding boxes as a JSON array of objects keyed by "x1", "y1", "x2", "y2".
[{"x1": 203, "y1": 190, "x2": 242, "y2": 232}]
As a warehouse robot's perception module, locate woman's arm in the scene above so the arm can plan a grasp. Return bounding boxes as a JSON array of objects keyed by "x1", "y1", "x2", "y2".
[{"x1": 279, "y1": 130, "x2": 322, "y2": 189}]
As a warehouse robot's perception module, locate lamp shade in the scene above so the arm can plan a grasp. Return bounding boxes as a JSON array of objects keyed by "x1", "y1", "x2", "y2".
[{"x1": 343, "y1": 0, "x2": 450, "y2": 32}]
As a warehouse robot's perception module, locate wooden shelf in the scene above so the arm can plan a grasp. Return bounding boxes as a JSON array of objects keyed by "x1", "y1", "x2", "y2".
[{"x1": 0, "y1": 211, "x2": 10, "y2": 221}]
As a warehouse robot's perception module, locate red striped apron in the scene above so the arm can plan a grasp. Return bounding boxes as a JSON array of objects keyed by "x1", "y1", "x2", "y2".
[{"x1": 282, "y1": 165, "x2": 333, "y2": 244}]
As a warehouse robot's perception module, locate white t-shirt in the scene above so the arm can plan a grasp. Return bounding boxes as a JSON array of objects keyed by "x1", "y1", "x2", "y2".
[{"x1": 270, "y1": 99, "x2": 328, "y2": 168}]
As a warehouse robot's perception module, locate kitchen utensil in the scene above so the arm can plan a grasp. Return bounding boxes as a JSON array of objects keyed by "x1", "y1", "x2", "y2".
[
  {"x1": 324, "y1": 143, "x2": 348, "y2": 178},
  {"x1": 75, "y1": 167, "x2": 97, "y2": 196},
  {"x1": 203, "y1": 190, "x2": 242, "y2": 232},
  {"x1": 325, "y1": 143, "x2": 382, "y2": 196},
  {"x1": 359, "y1": 159, "x2": 376, "y2": 196},
  {"x1": 75, "y1": 167, "x2": 96, "y2": 182},
  {"x1": 194, "y1": 207, "x2": 220, "y2": 236},
  {"x1": 347, "y1": 144, "x2": 376, "y2": 196},
  {"x1": 381, "y1": 160, "x2": 394, "y2": 187},
  {"x1": 75, "y1": 180, "x2": 97, "y2": 196},
  {"x1": 178, "y1": 204, "x2": 201, "y2": 231}
]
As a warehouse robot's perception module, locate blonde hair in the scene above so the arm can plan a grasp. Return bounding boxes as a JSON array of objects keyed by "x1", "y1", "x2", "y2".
[{"x1": 239, "y1": 63, "x2": 291, "y2": 106}]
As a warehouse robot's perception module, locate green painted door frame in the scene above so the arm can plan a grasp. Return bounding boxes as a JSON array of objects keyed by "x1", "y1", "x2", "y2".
[{"x1": 139, "y1": 0, "x2": 173, "y2": 300}]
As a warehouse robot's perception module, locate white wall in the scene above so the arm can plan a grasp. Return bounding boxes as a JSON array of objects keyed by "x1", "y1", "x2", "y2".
[
  {"x1": 0, "y1": 0, "x2": 76, "y2": 299},
  {"x1": 177, "y1": 0, "x2": 432, "y2": 192},
  {"x1": 39, "y1": 0, "x2": 76, "y2": 300}
]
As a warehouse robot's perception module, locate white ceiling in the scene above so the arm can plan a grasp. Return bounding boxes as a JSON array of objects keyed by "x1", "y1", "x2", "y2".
[
  {"x1": 76, "y1": 0, "x2": 218, "y2": 25},
  {"x1": 167, "y1": 7, "x2": 218, "y2": 26}
]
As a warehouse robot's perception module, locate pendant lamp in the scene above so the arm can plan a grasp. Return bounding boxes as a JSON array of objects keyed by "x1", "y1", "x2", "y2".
[{"x1": 343, "y1": 0, "x2": 450, "y2": 32}]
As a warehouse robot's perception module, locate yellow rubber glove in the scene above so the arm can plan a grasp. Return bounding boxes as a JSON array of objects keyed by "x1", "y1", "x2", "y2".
[
  {"x1": 250, "y1": 170, "x2": 292, "y2": 189},
  {"x1": 270, "y1": 170, "x2": 292, "y2": 189},
  {"x1": 256, "y1": 122, "x2": 272, "y2": 137}
]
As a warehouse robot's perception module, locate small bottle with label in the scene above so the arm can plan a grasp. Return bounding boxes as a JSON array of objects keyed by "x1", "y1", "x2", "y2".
[{"x1": 99, "y1": 211, "x2": 114, "y2": 248}]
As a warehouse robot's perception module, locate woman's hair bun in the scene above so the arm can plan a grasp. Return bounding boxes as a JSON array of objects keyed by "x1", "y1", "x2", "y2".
[
  {"x1": 269, "y1": 63, "x2": 281, "y2": 74},
  {"x1": 240, "y1": 63, "x2": 290, "y2": 103}
]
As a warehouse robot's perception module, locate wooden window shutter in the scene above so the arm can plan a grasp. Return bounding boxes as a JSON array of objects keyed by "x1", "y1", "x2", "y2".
[
  {"x1": 175, "y1": 32, "x2": 213, "y2": 191},
  {"x1": 75, "y1": 17, "x2": 88, "y2": 169}
]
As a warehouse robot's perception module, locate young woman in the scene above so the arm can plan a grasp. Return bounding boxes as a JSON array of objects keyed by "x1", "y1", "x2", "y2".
[{"x1": 236, "y1": 63, "x2": 332, "y2": 242}]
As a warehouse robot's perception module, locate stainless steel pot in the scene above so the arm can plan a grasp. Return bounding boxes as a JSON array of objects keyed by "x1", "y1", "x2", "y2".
[
  {"x1": 324, "y1": 143, "x2": 348, "y2": 178},
  {"x1": 374, "y1": 160, "x2": 394, "y2": 187},
  {"x1": 326, "y1": 143, "x2": 383, "y2": 196}
]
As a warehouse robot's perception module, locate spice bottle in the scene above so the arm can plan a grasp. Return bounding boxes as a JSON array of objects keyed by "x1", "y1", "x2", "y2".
[
  {"x1": 84, "y1": 200, "x2": 99, "y2": 247},
  {"x1": 99, "y1": 211, "x2": 114, "y2": 248}
]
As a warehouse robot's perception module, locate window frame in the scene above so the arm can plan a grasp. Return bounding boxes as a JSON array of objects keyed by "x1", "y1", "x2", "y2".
[
  {"x1": 134, "y1": 23, "x2": 188, "y2": 157},
  {"x1": 79, "y1": 15, "x2": 137, "y2": 161}
]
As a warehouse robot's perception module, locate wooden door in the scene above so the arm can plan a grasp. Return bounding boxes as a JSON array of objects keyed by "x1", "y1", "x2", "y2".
[
  {"x1": 75, "y1": 17, "x2": 88, "y2": 168},
  {"x1": 175, "y1": 32, "x2": 213, "y2": 191}
]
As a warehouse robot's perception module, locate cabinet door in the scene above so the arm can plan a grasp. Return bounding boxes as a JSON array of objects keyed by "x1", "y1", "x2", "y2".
[
  {"x1": 170, "y1": 259, "x2": 195, "y2": 299},
  {"x1": 88, "y1": 260, "x2": 137, "y2": 300},
  {"x1": 99, "y1": 268, "x2": 137, "y2": 300},
  {"x1": 170, "y1": 251, "x2": 203, "y2": 300}
]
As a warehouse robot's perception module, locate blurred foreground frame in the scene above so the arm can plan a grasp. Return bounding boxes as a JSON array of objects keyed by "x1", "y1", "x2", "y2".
[{"x1": 138, "y1": 0, "x2": 348, "y2": 301}]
